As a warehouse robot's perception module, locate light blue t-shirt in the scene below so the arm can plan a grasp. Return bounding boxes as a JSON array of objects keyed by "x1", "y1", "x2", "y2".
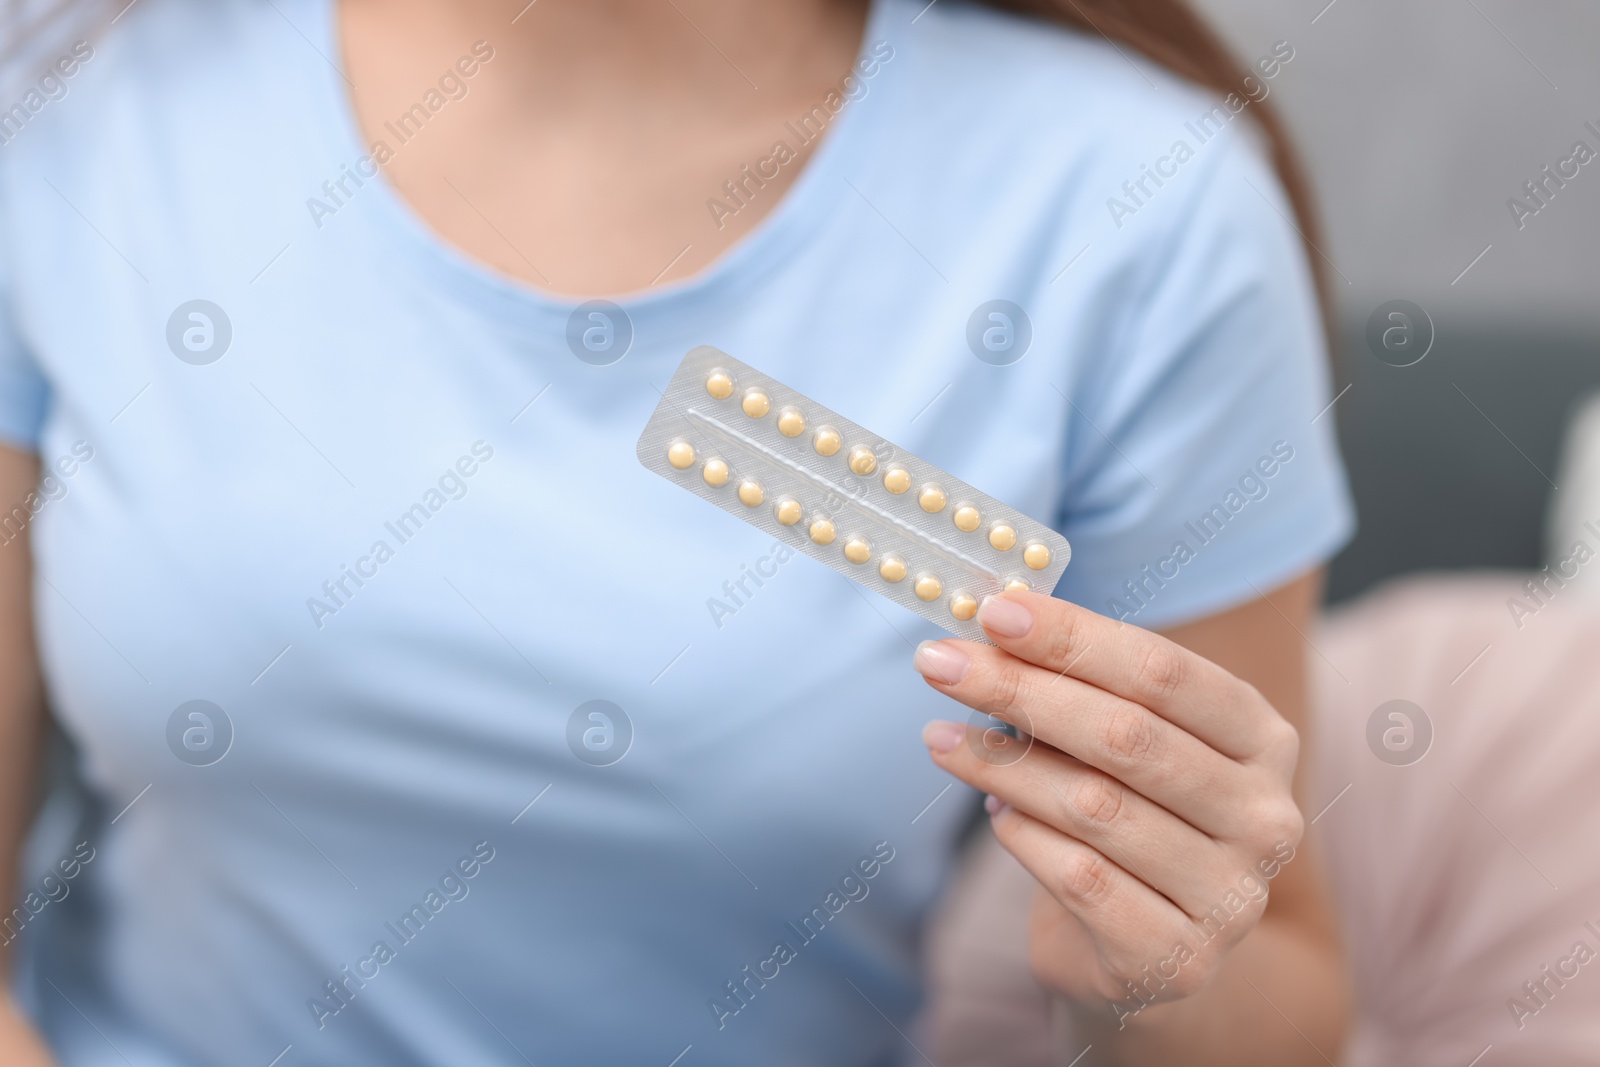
[{"x1": 0, "y1": 0, "x2": 1352, "y2": 1063}]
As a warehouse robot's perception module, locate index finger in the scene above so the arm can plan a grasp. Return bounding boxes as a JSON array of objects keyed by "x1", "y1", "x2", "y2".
[{"x1": 972, "y1": 591, "x2": 1274, "y2": 761}]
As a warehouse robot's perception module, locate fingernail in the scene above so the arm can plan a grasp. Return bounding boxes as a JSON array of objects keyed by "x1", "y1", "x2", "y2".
[
  {"x1": 977, "y1": 595, "x2": 1033, "y2": 638},
  {"x1": 914, "y1": 641, "x2": 969, "y2": 684},
  {"x1": 984, "y1": 794, "x2": 1005, "y2": 815},
  {"x1": 922, "y1": 720, "x2": 964, "y2": 753}
]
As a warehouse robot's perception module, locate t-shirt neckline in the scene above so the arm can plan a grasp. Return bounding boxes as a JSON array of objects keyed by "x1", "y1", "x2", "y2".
[{"x1": 305, "y1": 0, "x2": 898, "y2": 330}]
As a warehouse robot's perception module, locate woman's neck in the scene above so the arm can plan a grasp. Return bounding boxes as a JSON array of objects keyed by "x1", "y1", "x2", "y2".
[{"x1": 337, "y1": 0, "x2": 869, "y2": 294}]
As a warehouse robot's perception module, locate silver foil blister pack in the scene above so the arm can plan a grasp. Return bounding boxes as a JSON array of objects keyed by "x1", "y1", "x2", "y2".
[{"x1": 637, "y1": 346, "x2": 1071, "y2": 640}]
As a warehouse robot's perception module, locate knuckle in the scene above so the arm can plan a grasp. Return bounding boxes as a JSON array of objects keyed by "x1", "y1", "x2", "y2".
[
  {"x1": 988, "y1": 802, "x2": 1023, "y2": 846},
  {"x1": 1277, "y1": 803, "x2": 1307, "y2": 848},
  {"x1": 1053, "y1": 847, "x2": 1117, "y2": 909},
  {"x1": 1165, "y1": 958, "x2": 1213, "y2": 999},
  {"x1": 1236, "y1": 678, "x2": 1267, "y2": 708},
  {"x1": 1234, "y1": 681, "x2": 1300, "y2": 766},
  {"x1": 1134, "y1": 642, "x2": 1186, "y2": 703},
  {"x1": 1041, "y1": 611, "x2": 1082, "y2": 671},
  {"x1": 986, "y1": 659, "x2": 1030, "y2": 720},
  {"x1": 1249, "y1": 797, "x2": 1304, "y2": 850},
  {"x1": 1263, "y1": 713, "x2": 1301, "y2": 763},
  {"x1": 1069, "y1": 775, "x2": 1126, "y2": 831},
  {"x1": 1100, "y1": 702, "x2": 1160, "y2": 766}
]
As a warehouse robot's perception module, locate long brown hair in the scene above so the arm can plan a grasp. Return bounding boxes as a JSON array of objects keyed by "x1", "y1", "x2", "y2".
[{"x1": 979, "y1": 0, "x2": 1335, "y2": 350}]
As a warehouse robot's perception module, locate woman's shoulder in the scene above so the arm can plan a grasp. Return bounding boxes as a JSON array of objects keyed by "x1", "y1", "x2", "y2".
[
  {"x1": 870, "y1": 0, "x2": 1292, "y2": 266},
  {"x1": 0, "y1": 0, "x2": 291, "y2": 161},
  {"x1": 863, "y1": 0, "x2": 1297, "y2": 310}
]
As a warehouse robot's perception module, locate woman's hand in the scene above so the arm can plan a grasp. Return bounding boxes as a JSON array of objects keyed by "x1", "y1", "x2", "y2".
[
  {"x1": 0, "y1": 995, "x2": 53, "y2": 1066},
  {"x1": 0, "y1": 446, "x2": 56, "y2": 1065},
  {"x1": 915, "y1": 591, "x2": 1305, "y2": 1022}
]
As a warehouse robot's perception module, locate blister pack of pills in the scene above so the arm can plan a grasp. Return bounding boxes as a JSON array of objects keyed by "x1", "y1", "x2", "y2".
[{"x1": 636, "y1": 347, "x2": 1072, "y2": 640}]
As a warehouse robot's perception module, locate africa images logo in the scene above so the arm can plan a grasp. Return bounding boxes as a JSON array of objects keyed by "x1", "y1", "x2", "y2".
[
  {"x1": 707, "y1": 841, "x2": 895, "y2": 1031},
  {"x1": 307, "y1": 841, "x2": 496, "y2": 1030}
]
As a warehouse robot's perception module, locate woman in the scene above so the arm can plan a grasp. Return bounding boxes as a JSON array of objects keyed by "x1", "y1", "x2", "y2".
[{"x1": 0, "y1": 0, "x2": 1353, "y2": 1063}]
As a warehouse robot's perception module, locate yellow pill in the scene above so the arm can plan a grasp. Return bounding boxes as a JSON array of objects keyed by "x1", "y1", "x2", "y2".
[
  {"x1": 879, "y1": 555, "x2": 907, "y2": 583},
  {"x1": 1023, "y1": 542, "x2": 1052, "y2": 570},
  {"x1": 843, "y1": 536, "x2": 872, "y2": 564},
  {"x1": 950, "y1": 593, "x2": 978, "y2": 621},
  {"x1": 1004, "y1": 577, "x2": 1032, "y2": 593},
  {"x1": 737, "y1": 479, "x2": 764, "y2": 507},
  {"x1": 848, "y1": 446, "x2": 878, "y2": 476},
  {"x1": 988, "y1": 523, "x2": 1018, "y2": 551},
  {"x1": 813, "y1": 426, "x2": 842, "y2": 457},
  {"x1": 777, "y1": 408, "x2": 806, "y2": 437},
  {"x1": 953, "y1": 505, "x2": 981, "y2": 533},
  {"x1": 775, "y1": 498, "x2": 803, "y2": 526},
  {"x1": 706, "y1": 370, "x2": 734, "y2": 399},
  {"x1": 914, "y1": 574, "x2": 943, "y2": 602},
  {"x1": 666, "y1": 441, "x2": 695, "y2": 470},
  {"x1": 919, "y1": 484, "x2": 947, "y2": 513},
  {"x1": 702, "y1": 459, "x2": 730, "y2": 487},
  {"x1": 742, "y1": 389, "x2": 771, "y2": 418},
  {"x1": 882, "y1": 468, "x2": 911, "y2": 494},
  {"x1": 810, "y1": 517, "x2": 837, "y2": 545}
]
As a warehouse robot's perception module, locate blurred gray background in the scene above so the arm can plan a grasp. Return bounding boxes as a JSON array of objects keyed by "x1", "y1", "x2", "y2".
[
  {"x1": 1194, "y1": 0, "x2": 1600, "y2": 602},
  {"x1": 1198, "y1": 0, "x2": 1600, "y2": 323}
]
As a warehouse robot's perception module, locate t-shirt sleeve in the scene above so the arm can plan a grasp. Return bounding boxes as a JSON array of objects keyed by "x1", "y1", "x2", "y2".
[
  {"x1": 0, "y1": 247, "x2": 47, "y2": 453},
  {"x1": 1051, "y1": 137, "x2": 1355, "y2": 630}
]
